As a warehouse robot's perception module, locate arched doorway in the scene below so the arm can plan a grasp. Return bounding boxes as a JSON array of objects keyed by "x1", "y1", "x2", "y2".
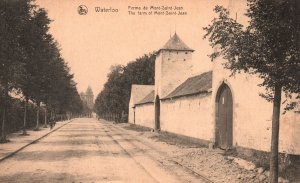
[
  {"x1": 155, "y1": 95, "x2": 160, "y2": 130},
  {"x1": 215, "y1": 83, "x2": 233, "y2": 150}
]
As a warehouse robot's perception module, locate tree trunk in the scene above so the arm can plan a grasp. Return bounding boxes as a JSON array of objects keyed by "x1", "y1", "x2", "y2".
[
  {"x1": 295, "y1": 0, "x2": 300, "y2": 50},
  {"x1": 43, "y1": 108, "x2": 47, "y2": 128},
  {"x1": 1, "y1": 106, "x2": 6, "y2": 142},
  {"x1": 35, "y1": 101, "x2": 40, "y2": 130},
  {"x1": 22, "y1": 99, "x2": 28, "y2": 135},
  {"x1": 269, "y1": 84, "x2": 282, "y2": 183},
  {"x1": 1, "y1": 88, "x2": 9, "y2": 142},
  {"x1": 51, "y1": 110, "x2": 54, "y2": 122}
]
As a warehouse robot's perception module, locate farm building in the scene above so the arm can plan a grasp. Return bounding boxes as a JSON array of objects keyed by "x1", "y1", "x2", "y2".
[{"x1": 129, "y1": 32, "x2": 300, "y2": 155}]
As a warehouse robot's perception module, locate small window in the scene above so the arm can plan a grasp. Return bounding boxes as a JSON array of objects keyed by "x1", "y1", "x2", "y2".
[
  {"x1": 183, "y1": 59, "x2": 186, "y2": 61},
  {"x1": 185, "y1": 52, "x2": 188, "y2": 54}
]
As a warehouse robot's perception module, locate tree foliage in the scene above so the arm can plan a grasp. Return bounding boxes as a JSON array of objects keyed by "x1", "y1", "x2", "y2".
[
  {"x1": 0, "y1": 0, "x2": 31, "y2": 140},
  {"x1": 94, "y1": 53, "x2": 156, "y2": 121},
  {"x1": 0, "y1": 0, "x2": 28, "y2": 93}
]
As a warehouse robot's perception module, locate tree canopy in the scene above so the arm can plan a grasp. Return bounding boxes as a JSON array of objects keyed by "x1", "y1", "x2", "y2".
[
  {"x1": 0, "y1": 0, "x2": 83, "y2": 140},
  {"x1": 94, "y1": 53, "x2": 156, "y2": 121}
]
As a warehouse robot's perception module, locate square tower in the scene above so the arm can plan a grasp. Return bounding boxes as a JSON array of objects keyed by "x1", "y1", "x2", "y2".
[{"x1": 155, "y1": 33, "x2": 195, "y2": 98}]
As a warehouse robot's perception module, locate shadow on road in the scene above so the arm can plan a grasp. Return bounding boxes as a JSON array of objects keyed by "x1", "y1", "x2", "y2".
[{"x1": 11, "y1": 149, "x2": 128, "y2": 162}]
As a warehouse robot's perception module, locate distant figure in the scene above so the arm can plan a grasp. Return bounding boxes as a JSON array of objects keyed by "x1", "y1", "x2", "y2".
[
  {"x1": 50, "y1": 121, "x2": 53, "y2": 130},
  {"x1": 50, "y1": 120, "x2": 56, "y2": 130}
]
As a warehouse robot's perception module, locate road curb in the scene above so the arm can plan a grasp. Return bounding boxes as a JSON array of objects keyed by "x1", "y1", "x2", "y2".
[{"x1": 0, "y1": 119, "x2": 74, "y2": 163}]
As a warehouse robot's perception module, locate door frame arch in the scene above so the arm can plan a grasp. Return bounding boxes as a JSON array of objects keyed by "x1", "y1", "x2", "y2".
[{"x1": 215, "y1": 81, "x2": 234, "y2": 149}]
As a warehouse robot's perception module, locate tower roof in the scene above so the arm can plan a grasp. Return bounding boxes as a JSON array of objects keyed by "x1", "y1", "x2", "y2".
[
  {"x1": 160, "y1": 33, "x2": 194, "y2": 52},
  {"x1": 86, "y1": 86, "x2": 93, "y2": 95}
]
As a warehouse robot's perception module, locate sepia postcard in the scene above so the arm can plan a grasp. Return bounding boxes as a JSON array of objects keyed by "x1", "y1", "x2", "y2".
[{"x1": 0, "y1": 0, "x2": 299, "y2": 182}]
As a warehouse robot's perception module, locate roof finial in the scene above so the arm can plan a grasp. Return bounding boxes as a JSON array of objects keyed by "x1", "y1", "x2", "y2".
[
  {"x1": 169, "y1": 25, "x2": 171, "y2": 38},
  {"x1": 175, "y1": 24, "x2": 177, "y2": 35}
]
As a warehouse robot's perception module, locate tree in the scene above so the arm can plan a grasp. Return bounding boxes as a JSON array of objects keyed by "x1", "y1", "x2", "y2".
[
  {"x1": 94, "y1": 53, "x2": 155, "y2": 121},
  {"x1": 204, "y1": 1, "x2": 300, "y2": 182},
  {"x1": 14, "y1": 1, "x2": 82, "y2": 133},
  {"x1": 40, "y1": 41, "x2": 83, "y2": 119},
  {"x1": 0, "y1": 0, "x2": 31, "y2": 141},
  {"x1": 20, "y1": 7, "x2": 54, "y2": 130},
  {"x1": 18, "y1": 1, "x2": 40, "y2": 134},
  {"x1": 33, "y1": 8, "x2": 52, "y2": 130},
  {"x1": 0, "y1": 0, "x2": 83, "y2": 138}
]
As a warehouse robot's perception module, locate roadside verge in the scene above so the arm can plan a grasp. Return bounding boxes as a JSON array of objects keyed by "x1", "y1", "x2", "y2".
[{"x1": 0, "y1": 119, "x2": 73, "y2": 163}]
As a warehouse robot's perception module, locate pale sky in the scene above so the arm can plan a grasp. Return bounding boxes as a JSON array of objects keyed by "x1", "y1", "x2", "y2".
[{"x1": 36, "y1": 0, "x2": 247, "y2": 97}]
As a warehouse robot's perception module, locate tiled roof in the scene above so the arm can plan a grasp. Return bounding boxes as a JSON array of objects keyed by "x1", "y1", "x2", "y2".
[
  {"x1": 160, "y1": 33, "x2": 194, "y2": 52},
  {"x1": 130, "y1": 85, "x2": 154, "y2": 106},
  {"x1": 163, "y1": 71, "x2": 212, "y2": 100},
  {"x1": 136, "y1": 90, "x2": 155, "y2": 105}
]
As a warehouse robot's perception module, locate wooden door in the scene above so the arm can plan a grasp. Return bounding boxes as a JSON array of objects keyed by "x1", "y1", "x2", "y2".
[{"x1": 216, "y1": 84, "x2": 233, "y2": 149}]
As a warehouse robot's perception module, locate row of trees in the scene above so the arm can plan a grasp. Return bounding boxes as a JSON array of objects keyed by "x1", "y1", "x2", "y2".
[
  {"x1": 204, "y1": 0, "x2": 300, "y2": 182},
  {"x1": 0, "y1": 0, "x2": 83, "y2": 142},
  {"x1": 94, "y1": 53, "x2": 156, "y2": 121}
]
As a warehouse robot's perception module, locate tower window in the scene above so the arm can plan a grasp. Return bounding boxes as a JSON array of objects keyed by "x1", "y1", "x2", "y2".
[
  {"x1": 185, "y1": 52, "x2": 188, "y2": 54},
  {"x1": 183, "y1": 59, "x2": 186, "y2": 61}
]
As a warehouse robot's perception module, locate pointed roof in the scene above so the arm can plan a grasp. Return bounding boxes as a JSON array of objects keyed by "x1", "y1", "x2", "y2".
[
  {"x1": 130, "y1": 85, "x2": 154, "y2": 106},
  {"x1": 160, "y1": 33, "x2": 194, "y2": 52},
  {"x1": 136, "y1": 90, "x2": 155, "y2": 105},
  {"x1": 86, "y1": 86, "x2": 93, "y2": 95}
]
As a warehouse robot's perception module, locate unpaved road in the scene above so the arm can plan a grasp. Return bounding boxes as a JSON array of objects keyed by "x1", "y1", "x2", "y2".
[{"x1": 0, "y1": 118, "x2": 210, "y2": 183}]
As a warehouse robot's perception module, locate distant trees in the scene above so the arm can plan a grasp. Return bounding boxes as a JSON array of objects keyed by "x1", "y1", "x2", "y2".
[
  {"x1": 94, "y1": 53, "x2": 156, "y2": 121},
  {"x1": 0, "y1": 0, "x2": 83, "y2": 142},
  {"x1": 204, "y1": 0, "x2": 300, "y2": 182}
]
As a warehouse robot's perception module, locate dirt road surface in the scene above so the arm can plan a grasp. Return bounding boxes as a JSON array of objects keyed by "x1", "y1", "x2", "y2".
[{"x1": 0, "y1": 118, "x2": 211, "y2": 183}]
